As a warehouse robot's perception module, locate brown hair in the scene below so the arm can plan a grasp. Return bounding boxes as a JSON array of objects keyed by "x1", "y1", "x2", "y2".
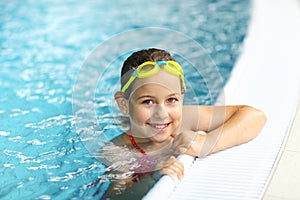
[{"x1": 120, "y1": 48, "x2": 175, "y2": 89}]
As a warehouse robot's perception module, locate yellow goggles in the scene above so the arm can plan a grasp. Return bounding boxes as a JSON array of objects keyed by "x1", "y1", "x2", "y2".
[{"x1": 121, "y1": 60, "x2": 186, "y2": 93}]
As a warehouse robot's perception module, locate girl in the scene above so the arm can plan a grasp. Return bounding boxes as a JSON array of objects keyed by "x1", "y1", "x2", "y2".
[{"x1": 104, "y1": 48, "x2": 266, "y2": 197}]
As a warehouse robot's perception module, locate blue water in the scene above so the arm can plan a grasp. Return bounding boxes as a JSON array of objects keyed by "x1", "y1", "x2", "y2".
[{"x1": 0, "y1": 0, "x2": 250, "y2": 199}]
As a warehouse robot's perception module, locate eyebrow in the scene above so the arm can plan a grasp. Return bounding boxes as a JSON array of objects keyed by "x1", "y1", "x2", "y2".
[
  {"x1": 168, "y1": 93, "x2": 181, "y2": 96},
  {"x1": 136, "y1": 95, "x2": 154, "y2": 101},
  {"x1": 136, "y1": 93, "x2": 181, "y2": 100}
]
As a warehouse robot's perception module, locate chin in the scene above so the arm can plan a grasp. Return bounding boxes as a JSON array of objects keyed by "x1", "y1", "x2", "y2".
[{"x1": 151, "y1": 133, "x2": 172, "y2": 143}]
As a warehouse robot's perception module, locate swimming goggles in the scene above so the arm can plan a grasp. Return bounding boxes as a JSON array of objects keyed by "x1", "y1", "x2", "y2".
[{"x1": 121, "y1": 60, "x2": 186, "y2": 93}]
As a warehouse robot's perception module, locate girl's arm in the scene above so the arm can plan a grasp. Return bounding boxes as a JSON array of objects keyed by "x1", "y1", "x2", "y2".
[{"x1": 176, "y1": 105, "x2": 267, "y2": 156}]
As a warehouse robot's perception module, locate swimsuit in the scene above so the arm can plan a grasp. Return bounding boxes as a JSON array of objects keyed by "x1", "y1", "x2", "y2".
[{"x1": 129, "y1": 130, "x2": 174, "y2": 173}]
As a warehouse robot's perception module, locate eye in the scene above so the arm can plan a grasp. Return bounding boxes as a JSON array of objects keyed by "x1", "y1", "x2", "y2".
[
  {"x1": 142, "y1": 99, "x2": 154, "y2": 105},
  {"x1": 167, "y1": 98, "x2": 178, "y2": 103}
]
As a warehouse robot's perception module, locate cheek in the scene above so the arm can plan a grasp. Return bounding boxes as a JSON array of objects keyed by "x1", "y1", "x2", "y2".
[
  {"x1": 173, "y1": 111, "x2": 182, "y2": 121},
  {"x1": 169, "y1": 106, "x2": 182, "y2": 121},
  {"x1": 130, "y1": 106, "x2": 150, "y2": 121}
]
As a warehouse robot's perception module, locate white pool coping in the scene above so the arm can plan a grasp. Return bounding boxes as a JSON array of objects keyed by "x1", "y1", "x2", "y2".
[{"x1": 144, "y1": 0, "x2": 300, "y2": 199}]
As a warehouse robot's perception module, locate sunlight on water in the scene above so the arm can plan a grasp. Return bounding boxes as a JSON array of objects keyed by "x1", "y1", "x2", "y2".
[{"x1": 0, "y1": 0, "x2": 250, "y2": 199}]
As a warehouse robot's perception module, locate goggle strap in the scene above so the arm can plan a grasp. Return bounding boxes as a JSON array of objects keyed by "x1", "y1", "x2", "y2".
[
  {"x1": 121, "y1": 75, "x2": 136, "y2": 92},
  {"x1": 156, "y1": 60, "x2": 167, "y2": 65}
]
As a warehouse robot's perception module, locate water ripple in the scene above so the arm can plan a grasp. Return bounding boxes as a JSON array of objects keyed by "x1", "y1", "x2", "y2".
[{"x1": 0, "y1": 0, "x2": 250, "y2": 199}]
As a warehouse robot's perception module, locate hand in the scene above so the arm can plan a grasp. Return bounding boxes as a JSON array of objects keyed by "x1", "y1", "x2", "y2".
[
  {"x1": 159, "y1": 156, "x2": 184, "y2": 180},
  {"x1": 108, "y1": 175, "x2": 135, "y2": 196},
  {"x1": 172, "y1": 130, "x2": 206, "y2": 156}
]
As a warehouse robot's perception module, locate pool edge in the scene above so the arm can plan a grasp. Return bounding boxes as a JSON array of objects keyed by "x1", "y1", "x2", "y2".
[{"x1": 262, "y1": 92, "x2": 300, "y2": 200}]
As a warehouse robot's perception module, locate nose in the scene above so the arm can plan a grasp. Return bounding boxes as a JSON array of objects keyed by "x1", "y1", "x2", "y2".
[{"x1": 152, "y1": 104, "x2": 168, "y2": 119}]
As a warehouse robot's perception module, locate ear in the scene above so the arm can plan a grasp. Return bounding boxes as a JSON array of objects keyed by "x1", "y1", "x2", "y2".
[{"x1": 114, "y1": 91, "x2": 129, "y2": 115}]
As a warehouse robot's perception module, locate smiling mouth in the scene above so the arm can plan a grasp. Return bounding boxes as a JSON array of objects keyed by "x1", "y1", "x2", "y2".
[{"x1": 147, "y1": 123, "x2": 170, "y2": 131}]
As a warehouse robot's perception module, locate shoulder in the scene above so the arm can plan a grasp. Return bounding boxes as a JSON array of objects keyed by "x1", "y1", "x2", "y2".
[
  {"x1": 182, "y1": 105, "x2": 213, "y2": 118},
  {"x1": 181, "y1": 105, "x2": 233, "y2": 131},
  {"x1": 183, "y1": 105, "x2": 246, "y2": 116},
  {"x1": 181, "y1": 105, "x2": 211, "y2": 131},
  {"x1": 111, "y1": 133, "x2": 130, "y2": 146}
]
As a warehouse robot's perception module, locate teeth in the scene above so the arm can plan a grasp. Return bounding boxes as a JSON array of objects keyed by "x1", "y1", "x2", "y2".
[
  {"x1": 150, "y1": 124, "x2": 168, "y2": 129},
  {"x1": 155, "y1": 125, "x2": 165, "y2": 129}
]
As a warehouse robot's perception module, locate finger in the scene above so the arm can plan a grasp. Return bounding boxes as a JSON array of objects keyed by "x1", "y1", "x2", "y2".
[
  {"x1": 161, "y1": 168, "x2": 180, "y2": 185},
  {"x1": 161, "y1": 165, "x2": 184, "y2": 180},
  {"x1": 161, "y1": 160, "x2": 184, "y2": 179},
  {"x1": 173, "y1": 160, "x2": 185, "y2": 179},
  {"x1": 157, "y1": 156, "x2": 177, "y2": 168}
]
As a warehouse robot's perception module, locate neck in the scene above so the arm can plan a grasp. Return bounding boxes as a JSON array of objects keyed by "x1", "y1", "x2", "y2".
[
  {"x1": 126, "y1": 129, "x2": 174, "y2": 155},
  {"x1": 128, "y1": 130, "x2": 149, "y2": 155},
  {"x1": 127, "y1": 133, "x2": 152, "y2": 144}
]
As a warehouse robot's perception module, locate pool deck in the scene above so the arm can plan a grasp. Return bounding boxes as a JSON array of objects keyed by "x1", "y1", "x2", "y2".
[
  {"x1": 262, "y1": 98, "x2": 300, "y2": 200},
  {"x1": 261, "y1": 0, "x2": 300, "y2": 198}
]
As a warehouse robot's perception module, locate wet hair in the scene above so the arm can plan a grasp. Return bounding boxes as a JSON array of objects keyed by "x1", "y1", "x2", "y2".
[{"x1": 120, "y1": 48, "x2": 175, "y2": 89}]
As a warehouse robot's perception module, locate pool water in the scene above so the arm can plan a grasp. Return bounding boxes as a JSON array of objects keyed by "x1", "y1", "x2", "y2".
[{"x1": 0, "y1": 0, "x2": 250, "y2": 199}]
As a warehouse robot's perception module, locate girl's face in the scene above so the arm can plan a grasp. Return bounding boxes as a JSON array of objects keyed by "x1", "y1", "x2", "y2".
[{"x1": 127, "y1": 70, "x2": 184, "y2": 143}]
